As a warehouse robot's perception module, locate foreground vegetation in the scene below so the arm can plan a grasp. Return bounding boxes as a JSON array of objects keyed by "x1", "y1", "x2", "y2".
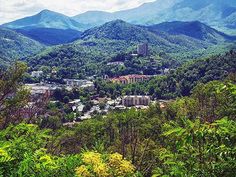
[{"x1": 0, "y1": 60, "x2": 235, "y2": 176}]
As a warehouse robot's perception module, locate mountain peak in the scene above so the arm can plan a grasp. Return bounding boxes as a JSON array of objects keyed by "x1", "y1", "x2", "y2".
[
  {"x1": 105, "y1": 19, "x2": 127, "y2": 25},
  {"x1": 80, "y1": 19, "x2": 159, "y2": 42},
  {"x1": 38, "y1": 9, "x2": 64, "y2": 16},
  {"x1": 2, "y1": 9, "x2": 84, "y2": 31},
  {"x1": 39, "y1": 9, "x2": 53, "y2": 13}
]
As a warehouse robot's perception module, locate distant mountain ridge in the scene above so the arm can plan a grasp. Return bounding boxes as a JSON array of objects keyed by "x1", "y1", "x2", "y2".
[
  {"x1": 2, "y1": 10, "x2": 85, "y2": 31},
  {"x1": 27, "y1": 20, "x2": 235, "y2": 65},
  {"x1": 73, "y1": 0, "x2": 236, "y2": 34},
  {"x1": 145, "y1": 21, "x2": 236, "y2": 44},
  {"x1": 2, "y1": 0, "x2": 236, "y2": 34},
  {"x1": 25, "y1": 20, "x2": 235, "y2": 79}
]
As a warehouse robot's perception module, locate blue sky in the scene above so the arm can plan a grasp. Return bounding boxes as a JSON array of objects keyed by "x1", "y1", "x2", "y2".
[{"x1": 0, "y1": 0, "x2": 155, "y2": 24}]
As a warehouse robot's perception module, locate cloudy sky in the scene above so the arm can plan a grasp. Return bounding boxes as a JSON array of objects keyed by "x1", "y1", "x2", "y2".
[{"x1": 0, "y1": 0, "x2": 155, "y2": 24}]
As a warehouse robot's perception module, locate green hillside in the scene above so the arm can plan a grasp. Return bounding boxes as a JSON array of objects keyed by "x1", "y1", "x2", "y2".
[
  {"x1": 0, "y1": 27, "x2": 45, "y2": 65},
  {"x1": 25, "y1": 20, "x2": 234, "y2": 78}
]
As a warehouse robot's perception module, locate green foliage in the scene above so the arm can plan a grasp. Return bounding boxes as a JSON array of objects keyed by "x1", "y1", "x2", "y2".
[
  {"x1": 0, "y1": 123, "x2": 140, "y2": 177},
  {"x1": 0, "y1": 123, "x2": 51, "y2": 176},
  {"x1": 0, "y1": 60, "x2": 235, "y2": 176},
  {"x1": 153, "y1": 118, "x2": 236, "y2": 177},
  {"x1": 0, "y1": 62, "x2": 30, "y2": 129},
  {"x1": 142, "y1": 50, "x2": 236, "y2": 99},
  {"x1": 24, "y1": 21, "x2": 235, "y2": 79}
]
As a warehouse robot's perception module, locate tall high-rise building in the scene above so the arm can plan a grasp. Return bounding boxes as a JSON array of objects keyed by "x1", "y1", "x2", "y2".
[{"x1": 137, "y1": 43, "x2": 148, "y2": 56}]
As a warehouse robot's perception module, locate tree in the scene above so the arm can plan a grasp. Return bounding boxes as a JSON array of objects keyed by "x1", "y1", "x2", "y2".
[
  {"x1": 153, "y1": 118, "x2": 236, "y2": 177},
  {"x1": 63, "y1": 96, "x2": 70, "y2": 104},
  {"x1": 0, "y1": 62, "x2": 29, "y2": 129}
]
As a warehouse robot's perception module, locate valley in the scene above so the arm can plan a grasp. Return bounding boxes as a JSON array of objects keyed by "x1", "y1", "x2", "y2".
[{"x1": 0, "y1": 0, "x2": 236, "y2": 177}]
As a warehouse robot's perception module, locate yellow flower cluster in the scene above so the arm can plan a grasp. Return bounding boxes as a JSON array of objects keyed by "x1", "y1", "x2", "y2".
[
  {"x1": 109, "y1": 153, "x2": 123, "y2": 167},
  {"x1": 75, "y1": 151, "x2": 135, "y2": 177},
  {"x1": 82, "y1": 151, "x2": 102, "y2": 165},
  {"x1": 75, "y1": 165, "x2": 91, "y2": 177},
  {"x1": 93, "y1": 162, "x2": 109, "y2": 177},
  {"x1": 109, "y1": 153, "x2": 135, "y2": 176}
]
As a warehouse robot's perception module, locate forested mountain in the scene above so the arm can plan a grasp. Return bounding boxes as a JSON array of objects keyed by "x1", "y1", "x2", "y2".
[
  {"x1": 25, "y1": 20, "x2": 235, "y2": 78},
  {"x1": 16, "y1": 28, "x2": 82, "y2": 45},
  {"x1": 73, "y1": 0, "x2": 236, "y2": 34},
  {"x1": 2, "y1": 10, "x2": 85, "y2": 31},
  {"x1": 81, "y1": 20, "x2": 209, "y2": 50},
  {"x1": 0, "y1": 27, "x2": 45, "y2": 65},
  {"x1": 146, "y1": 21, "x2": 236, "y2": 44}
]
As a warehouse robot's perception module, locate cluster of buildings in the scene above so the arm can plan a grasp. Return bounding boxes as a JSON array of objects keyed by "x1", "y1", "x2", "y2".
[
  {"x1": 110, "y1": 74, "x2": 151, "y2": 84},
  {"x1": 25, "y1": 83, "x2": 58, "y2": 98},
  {"x1": 107, "y1": 61, "x2": 124, "y2": 66},
  {"x1": 31, "y1": 71, "x2": 43, "y2": 78},
  {"x1": 27, "y1": 42, "x2": 174, "y2": 125},
  {"x1": 64, "y1": 79, "x2": 95, "y2": 91},
  {"x1": 65, "y1": 95, "x2": 152, "y2": 124},
  {"x1": 25, "y1": 78, "x2": 95, "y2": 98}
]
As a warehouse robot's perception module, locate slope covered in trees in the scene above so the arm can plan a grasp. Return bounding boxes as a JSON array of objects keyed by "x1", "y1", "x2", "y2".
[
  {"x1": 0, "y1": 28, "x2": 45, "y2": 65},
  {"x1": 0, "y1": 63, "x2": 235, "y2": 176},
  {"x1": 146, "y1": 21, "x2": 236, "y2": 44},
  {"x1": 25, "y1": 20, "x2": 235, "y2": 78},
  {"x1": 16, "y1": 28, "x2": 82, "y2": 45},
  {"x1": 94, "y1": 50, "x2": 236, "y2": 99}
]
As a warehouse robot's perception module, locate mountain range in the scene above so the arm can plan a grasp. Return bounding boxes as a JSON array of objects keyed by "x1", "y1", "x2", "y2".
[
  {"x1": 1, "y1": 18, "x2": 235, "y2": 67},
  {"x1": 2, "y1": 0, "x2": 236, "y2": 35},
  {"x1": 74, "y1": 0, "x2": 236, "y2": 34},
  {"x1": 145, "y1": 21, "x2": 236, "y2": 44},
  {"x1": 25, "y1": 20, "x2": 235, "y2": 77}
]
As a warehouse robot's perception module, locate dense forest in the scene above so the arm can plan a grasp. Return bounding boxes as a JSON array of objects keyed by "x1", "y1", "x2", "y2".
[{"x1": 0, "y1": 53, "x2": 235, "y2": 176}]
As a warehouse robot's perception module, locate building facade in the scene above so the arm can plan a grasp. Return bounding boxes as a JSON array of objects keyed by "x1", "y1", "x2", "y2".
[
  {"x1": 111, "y1": 75, "x2": 150, "y2": 84},
  {"x1": 64, "y1": 79, "x2": 86, "y2": 87},
  {"x1": 137, "y1": 43, "x2": 148, "y2": 56},
  {"x1": 31, "y1": 71, "x2": 43, "y2": 78},
  {"x1": 122, "y1": 95, "x2": 151, "y2": 107}
]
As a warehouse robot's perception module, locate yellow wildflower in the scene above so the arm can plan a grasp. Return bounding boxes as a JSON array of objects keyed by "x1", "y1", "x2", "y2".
[
  {"x1": 75, "y1": 165, "x2": 91, "y2": 177},
  {"x1": 82, "y1": 151, "x2": 102, "y2": 165},
  {"x1": 109, "y1": 153, "x2": 135, "y2": 176},
  {"x1": 119, "y1": 159, "x2": 135, "y2": 175},
  {"x1": 109, "y1": 153, "x2": 123, "y2": 167},
  {"x1": 93, "y1": 163, "x2": 109, "y2": 177}
]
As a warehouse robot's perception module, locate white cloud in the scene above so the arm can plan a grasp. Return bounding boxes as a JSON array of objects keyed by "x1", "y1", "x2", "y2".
[{"x1": 0, "y1": 0, "x2": 155, "y2": 24}]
